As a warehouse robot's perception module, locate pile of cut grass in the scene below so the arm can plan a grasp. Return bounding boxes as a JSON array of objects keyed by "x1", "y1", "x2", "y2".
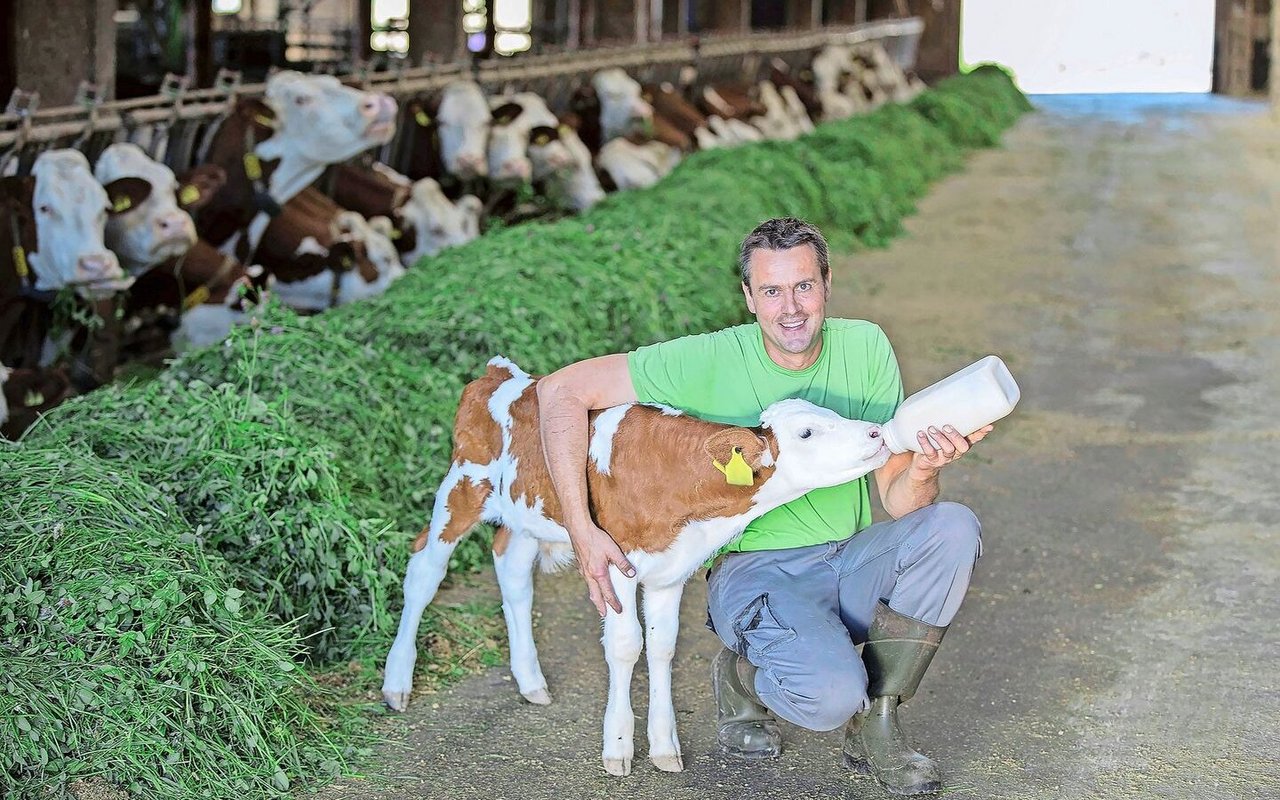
[{"x1": 1, "y1": 66, "x2": 1031, "y2": 797}]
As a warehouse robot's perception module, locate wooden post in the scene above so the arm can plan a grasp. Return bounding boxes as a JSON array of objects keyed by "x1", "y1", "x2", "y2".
[
  {"x1": 408, "y1": 0, "x2": 463, "y2": 63},
  {"x1": 192, "y1": 0, "x2": 214, "y2": 88},
  {"x1": 712, "y1": 0, "x2": 749, "y2": 32},
  {"x1": 1271, "y1": 0, "x2": 1280, "y2": 112},
  {"x1": 11, "y1": 0, "x2": 116, "y2": 103}
]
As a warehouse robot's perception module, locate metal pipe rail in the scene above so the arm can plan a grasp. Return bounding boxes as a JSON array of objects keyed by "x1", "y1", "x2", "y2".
[{"x1": 0, "y1": 18, "x2": 922, "y2": 173}]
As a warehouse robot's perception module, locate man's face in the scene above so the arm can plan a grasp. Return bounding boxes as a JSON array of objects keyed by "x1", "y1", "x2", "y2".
[{"x1": 741, "y1": 244, "x2": 829, "y2": 369}]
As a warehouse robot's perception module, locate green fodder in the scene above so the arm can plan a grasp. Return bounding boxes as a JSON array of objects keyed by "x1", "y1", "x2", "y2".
[
  {"x1": 3, "y1": 66, "x2": 1030, "y2": 796},
  {"x1": 0, "y1": 448, "x2": 356, "y2": 799}
]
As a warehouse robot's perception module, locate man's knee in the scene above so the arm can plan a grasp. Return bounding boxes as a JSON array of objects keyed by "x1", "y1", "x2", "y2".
[
  {"x1": 916, "y1": 501, "x2": 982, "y2": 562},
  {"x1": 758, "y1": 656, "x2": 868, "y2": 732}
]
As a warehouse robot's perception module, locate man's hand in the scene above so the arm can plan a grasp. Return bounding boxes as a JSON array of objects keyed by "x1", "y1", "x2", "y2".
[
  {"x1": 570, "y1": 521, "x2": 636, "y2": 616},
  {"x1": 910, "y1": 424, "x2": 995, "y2": 476}
]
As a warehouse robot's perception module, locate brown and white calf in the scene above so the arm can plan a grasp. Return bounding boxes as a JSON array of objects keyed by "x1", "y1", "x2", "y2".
[
  {"x1": 383, "y1": 357, "x2": 889, "y2": 776},
  {"x1": 330, "y1": 162, "x2": 481, "y2": 262}
]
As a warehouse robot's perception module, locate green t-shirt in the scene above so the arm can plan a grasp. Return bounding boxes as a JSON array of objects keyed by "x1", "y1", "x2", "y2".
[{"x1": 627, "y1": 318, "x2": 903, "y2": 553}]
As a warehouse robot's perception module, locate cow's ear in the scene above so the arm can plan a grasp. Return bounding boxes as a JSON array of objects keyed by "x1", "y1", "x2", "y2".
[
  {"x1": 104, "y1": 177, "x2": 152, "y2": 215},
  {"x1": 528, "y1": 125, "x2": 560, "y2": 146},
  {"x1": 703, "y1": 428, "x2": 770, "y2": 482},
  {"x1": 491, "y1": 102, "x2": 523, "y2": 126},
  {"x1": 177, "y1": 165, "x2": 227, "y2": 210}
]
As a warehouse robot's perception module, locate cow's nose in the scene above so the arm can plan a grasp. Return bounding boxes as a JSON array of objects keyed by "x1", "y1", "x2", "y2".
[
  {"x1": 868, "y1": 425, "x2": 881, "y2": 440},
  {"x1": 455, "y1": 152, "x2": 486, "y2": 177},
  {"x1": 157, "y1": 211, "x2": 193, "y2": 238},
  {"x1": 78, "y1": 253, "x2": 121, "y2": 279},
  {"x1": 496, "y1": 159, "x2": 531, "y2": 182},
  {"x1": 632, "y1": 99, "x2": 653, "y2": 119},
  {"x1": 359, "y1": 94, "x2": 381, "y2": 118}
]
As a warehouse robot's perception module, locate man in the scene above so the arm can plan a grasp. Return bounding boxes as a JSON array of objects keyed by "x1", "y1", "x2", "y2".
[{"x1": 537, "y1": 217, "x2": 990, "y2": 796}]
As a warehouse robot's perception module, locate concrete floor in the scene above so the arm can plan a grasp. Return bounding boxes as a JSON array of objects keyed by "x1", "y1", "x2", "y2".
[{"x1": 315, "y1": 95, "x2": 1280, "y2": 800}]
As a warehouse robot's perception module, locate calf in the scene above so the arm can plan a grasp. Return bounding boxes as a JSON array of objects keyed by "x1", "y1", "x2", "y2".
[
  {"x1": 330, "y1": 162, "x2": 481, "y2": 261},
  {"x1": 94, "y1": 143, "x2": 200, "y2": 275},
  {"x1": 383, "y1": 358, "x2": 889, "y2": 776},
  {"x1": 488, "y1": 93, "x2": 574, "y2": 185},
  {"x1": 0, "y1": 364, "x2": 77, "y2": 440}
]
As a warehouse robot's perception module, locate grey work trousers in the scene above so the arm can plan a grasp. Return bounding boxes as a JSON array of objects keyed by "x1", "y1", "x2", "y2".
[{"x1": 707, "y1": 501, "x2": 982, "y2": 732}]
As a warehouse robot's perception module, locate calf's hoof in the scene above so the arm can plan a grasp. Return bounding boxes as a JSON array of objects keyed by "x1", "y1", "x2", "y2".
[
  {"x1": 602, "y1": 756, "x2": 632, "y2": 777},
  {"x1": 521, "y1": 687, "x2": 552, "y2": 705},
  {"x1": 382, "y1": 690, "x2": 411, "y2": 712},
  {"x1": 649, "y1": 753, "x2": 684, "y2": 772}
]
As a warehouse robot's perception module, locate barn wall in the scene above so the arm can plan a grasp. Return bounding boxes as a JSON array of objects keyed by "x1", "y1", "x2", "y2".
[{"x1": 11, "y1": 0, "x2": 116, "y2": 105}]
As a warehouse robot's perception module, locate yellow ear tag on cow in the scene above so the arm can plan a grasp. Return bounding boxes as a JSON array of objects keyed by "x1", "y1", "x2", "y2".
[
  {"x1": 254, "y1": 114, "x2": 277, "y2": 129},
  {"x1": 178, "y1": 184, "x2": 201, "y2": 206},
  {"x1": 558, "y1": 124, "x2": 571, "y2": 136},
  {"x1": 243, "y1": 152, "x2": 263, "y2": 181},
  {"x1": 415, "y1": 109, "x2": 432, "y2": 127},
  {"x1": 389, "y1": 227, "x2": 402, "y2": 240},
  {"x1": 112, "y1": 195, "x2": 132, "y2": 213},
  {"x1": 712, "y1": 447, "x2": 754, "y2": 487},
  {"x1": 12, "y1": 246, "x2": 29, "y2": 278},
  {"x1": 183, "y1": 285, "x2": 210, "y2": 310}
]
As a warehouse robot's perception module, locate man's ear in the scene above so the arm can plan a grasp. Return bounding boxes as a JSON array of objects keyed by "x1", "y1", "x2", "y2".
[
  {"x1": 704, "y1": 428, "x2": 769, "y2": 474},
  {"x1": 741, "y1": 280, "x2": 756, "y2": 314}
]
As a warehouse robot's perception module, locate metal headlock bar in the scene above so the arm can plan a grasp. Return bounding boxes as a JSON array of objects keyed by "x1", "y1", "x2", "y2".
[{"x1": 0, "y1": 18, "x2": 923, "y2": 175}]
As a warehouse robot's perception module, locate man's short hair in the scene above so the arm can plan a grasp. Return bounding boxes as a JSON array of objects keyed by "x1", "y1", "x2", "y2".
[{"x1": 738, "y1": 217, "x2": 831, "y2": 288}]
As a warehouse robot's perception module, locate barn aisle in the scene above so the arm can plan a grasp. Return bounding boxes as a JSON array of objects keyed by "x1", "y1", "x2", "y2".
[{"x1": 315, "y1": 96, "x2": 1280, "y2": 800}]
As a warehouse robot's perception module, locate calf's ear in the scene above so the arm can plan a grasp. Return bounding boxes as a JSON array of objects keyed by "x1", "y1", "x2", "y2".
[
  {"x1": 104, "y1": 177, "x2": 153, "y2": 215},
  {"x1": 703, "y1": 428, "x2": 771, "y2": 475},
  {"x1": 491, "y1": 102, "x2": 523, "y2": 126},
  {"x1": 177, "y1": 165, "x2": 228, "y2": 210}
]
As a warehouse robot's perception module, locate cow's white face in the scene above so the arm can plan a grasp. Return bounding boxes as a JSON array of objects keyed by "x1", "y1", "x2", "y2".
[
  {"x1": 332, "y1": 211, "x2": 405, "y2": 288},
  {"x1": 437, "y1": 80, "x2": 491, "y2": 179},
  {"x1": 592, "y1": 68, "x2": 653, "y2": 142},
  {"x1": 398, "y1": 178, "x2": 481, "y2": 259},
  {"x1": 487, "y1": 93, "x2": 565, "y2": 184},
  {"x1": 258, "y1": 72, "x2": 398, "y2": 167},
  {"x1": 760, "y1": 399, "x2": 889, "y2": 490},
  {"x1": 28, "y1": 150, "x2": 131, "y2": 299},
  {"x1": 94, "y1": 143, "x2": 197, "y2": 274}
]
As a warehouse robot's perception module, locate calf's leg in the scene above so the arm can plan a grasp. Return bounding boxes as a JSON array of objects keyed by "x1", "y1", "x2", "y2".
[
  {"x1": 383, "y1": 462, "x2": 490, "y2": 711},
  {"x1": 601, "y1": 567, "x2": 641, "y2": 776},
  {"x1": 492, "y1": 528, "x2": 550, "y2": 704},
  {"x1": 642, "y1": 583, "x2": 685, "y2": 772}
]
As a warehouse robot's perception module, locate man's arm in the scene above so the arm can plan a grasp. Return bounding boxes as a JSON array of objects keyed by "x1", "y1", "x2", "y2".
[
  {"x1": 537, "y1": 353, "x2": 640, "y2": 616},
  {"x1": 874, "y1": 424, "x2": 995, "y2": 519}
]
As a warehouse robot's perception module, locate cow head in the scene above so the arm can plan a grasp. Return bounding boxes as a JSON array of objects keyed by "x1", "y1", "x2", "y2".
[
  {"x1": 331, "y1": 211, "x2": 405, "y2": 298},
  {"x1": 94, "y1": 143, "x2": 200, "y2": 275},
  {"x1": 10, "y1": 150, "x2": 131, "y2": 299},
  {"x1": 395, "y1": 178, "x2": 481, "y2": 261},
  {"x1": 487, "y1": 93, "x2": 575, "y2": 185},
  {"x1": 437, "y1": 80, "x2": 492, "y2": 180},
  {"x1": 255, "y1": 72, "x2": 399, "y2": 178},
  {"x1": 757, "y1": 399, "x2": 889, "y2": 492},
  {"x1": 591, "y1": 68, "x2": 653, "y2": 142}
]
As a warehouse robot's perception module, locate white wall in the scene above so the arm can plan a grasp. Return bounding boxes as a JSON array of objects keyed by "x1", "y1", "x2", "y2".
[{"x1": 961, "y1": 0, "x2": 1216, "y2": 94}]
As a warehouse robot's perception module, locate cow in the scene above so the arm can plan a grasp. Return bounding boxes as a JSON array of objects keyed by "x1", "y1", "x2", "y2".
[
  {"x1": 401, "y1": 79, "x2": 493, "y2": 186},
  {"x1": 330, "y1": 162, "x2": 482, "y2": 262},
  {"x1": 94, "y1": 143, "x2": 201, "y2": 275},
  {"x1": 810, "y1": 44, "x2": 867, "y2": 120},
  {"x1": 487, "y1": 93, "x2": 575, "y2": 185},
  {"x1": 382, "y1": 357, "x2": 889, "y2": 776},
  {"x1": 194, "y1": 71, "x2": 397, "y2": 260}
]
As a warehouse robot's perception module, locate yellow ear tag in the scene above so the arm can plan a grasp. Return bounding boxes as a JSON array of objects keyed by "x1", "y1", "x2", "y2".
[
  {"x1": 243, "y1": 152, "x2": 263, "y2": 181},
  {"x1": 12, "y1": 246, "x2": 29, "y2": 278},
  {"x1": 112, "y1": 195, "x2": 132, "y2": 213},
  {"x1": 712, "y1": 447, "x2": 754, "y2": 487},
  {"x1": 533, "y1": 133, "x2": 550, "y2": 145},
  {"x1": 558, "y1": 124, "x2": 571, "y2": 136},
  {"x1": 178, "y1": 184, "x2": 201, "y2": 206},
  {"x1": 254, "y1": 114, "x2": 276, "y2": 128},
  {"x1": 415, "y1": 109, "x2": 432, "y2": 127},
  {"x1": 389, "y1": 228, "x2": 402, "y2": 240},
  {"x1": 183, "y1": 285, "x2": 211, "y2": 310}
]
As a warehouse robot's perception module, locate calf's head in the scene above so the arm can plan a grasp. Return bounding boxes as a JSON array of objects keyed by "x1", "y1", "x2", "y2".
[
  {"x1": 592, "y1": 68, "x2": 653, "y2": 141},
  {"x1": 437, "y1": 80, "x2": 491, "y2": 180},
  {"x1": 95, "y1": 143, "x2": 200, "y2": 274},
  {"x1": 756, "y1": 399, "x2": 889, "y2": 493},
  {"x1": 5, "y1": 150, "x2": 131, "y2": 299}
]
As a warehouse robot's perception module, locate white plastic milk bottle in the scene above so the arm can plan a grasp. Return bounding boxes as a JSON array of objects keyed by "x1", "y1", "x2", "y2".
[{"x1": 882, "y1": 355, "x2": 1021, "y2": 454}]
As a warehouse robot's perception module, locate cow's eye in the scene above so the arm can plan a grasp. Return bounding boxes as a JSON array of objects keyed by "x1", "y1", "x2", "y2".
[
  {"x1": 294, "y1": 95, "x2": 311, "y2": 106},
  {"x1": 37, "y1": 204, "x2": 51, "y2": 215},
  {"x1": 798, "y1": 429, "x2": 812, "y2": 439}
]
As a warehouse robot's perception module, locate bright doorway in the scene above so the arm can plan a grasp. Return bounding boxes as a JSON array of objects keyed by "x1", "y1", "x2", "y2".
[{"x1": 961, "y1": 0, "x2": 1217, "y2": 93}]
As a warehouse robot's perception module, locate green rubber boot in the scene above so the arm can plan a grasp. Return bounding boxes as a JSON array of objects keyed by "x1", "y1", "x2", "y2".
[
  {"x1": 844, "y1": 601, "x2": 948, "y2": 796},
  {"x1": 712, "y1": 647, "x2": 782, "y2": 759}
]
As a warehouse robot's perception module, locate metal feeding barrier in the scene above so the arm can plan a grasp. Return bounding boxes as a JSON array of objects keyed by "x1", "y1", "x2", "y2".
[{"x1": 0, "y1": 17, "x2": 923, "y2": 179}]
